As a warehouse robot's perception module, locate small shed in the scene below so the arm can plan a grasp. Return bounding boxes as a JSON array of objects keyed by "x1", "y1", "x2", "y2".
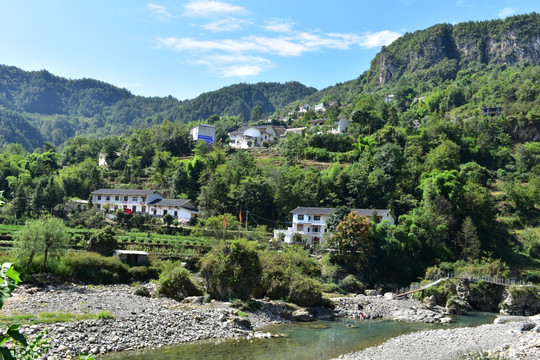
[{"x1": 114, "y1": 250, "x2": 149, "y2": 266}]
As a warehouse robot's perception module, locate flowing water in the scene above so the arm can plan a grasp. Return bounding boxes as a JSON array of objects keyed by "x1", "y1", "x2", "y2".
[{"x1": 105, "y1": 312, "x2": 497, "y2": 360}]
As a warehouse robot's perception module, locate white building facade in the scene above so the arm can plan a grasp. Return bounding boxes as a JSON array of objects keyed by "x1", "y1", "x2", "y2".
[
  {"x1": 308, "y1": 116, "x2": 350, "y2": 134},
  {"x1": 91, "y1": 189, "x2": 197, "y2": 222},
  {"x1": 190, "y1": 124, "x2": 216, "y2": 144},
  {"x1": 228, "y1": 125, "x2": 278, "y2": 149},
  {"x1": 274, "y1": 207, "x2": 395, "y2": 245}
]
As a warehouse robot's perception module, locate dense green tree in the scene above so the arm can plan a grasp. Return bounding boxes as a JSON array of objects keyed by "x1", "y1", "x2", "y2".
[{"x1": 12, "y1": 215, "x2": 69, "y2": 271}]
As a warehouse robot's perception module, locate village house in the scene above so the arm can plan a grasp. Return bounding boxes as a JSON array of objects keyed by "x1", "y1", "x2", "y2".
[
  {"x1": 274, "y1": 207, "x2": 396, "y2": 245},
  {"x1": 308, "y1": 116, "x2": 350, "y2": 134},
  {"x1": 90, "y1": 189, "x2": 197, "y2": 223},
  {"x1": 228, "y1": 125, "x2": 284, "y2": 149},
  {"x1": 298, "y1": 104, "x2": 311, "y2": 113},
  {"x1": 190, "y1": 124, "x2": 216, "y2": 144},
  {"x1": 314, "y1": 102, "x2": 326, "y2": 112}
]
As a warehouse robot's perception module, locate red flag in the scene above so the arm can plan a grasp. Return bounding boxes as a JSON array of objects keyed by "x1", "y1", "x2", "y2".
[
  {"x1": 239, "y1": 211, "x2": 243, "y2": 224},
  {"x1": 223, "y1": 214, "x2": 227, "y2": 229}
]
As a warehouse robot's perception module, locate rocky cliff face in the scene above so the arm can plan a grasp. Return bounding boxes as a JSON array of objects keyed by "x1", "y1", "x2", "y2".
[{"x1": 374, "y1": 13, "x2": 540, "y2": 85}]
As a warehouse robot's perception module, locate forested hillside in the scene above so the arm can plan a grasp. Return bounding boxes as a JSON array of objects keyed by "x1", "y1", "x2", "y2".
[
  {"x1": 173, "y1": 82, "x2": 317, "y2": 123},
  {"x1": 300, "y1": 13, "x2": 540, "y2": 108},
  {"x1": 0, "y1": 65, "x2": 314, "y2": 149}
]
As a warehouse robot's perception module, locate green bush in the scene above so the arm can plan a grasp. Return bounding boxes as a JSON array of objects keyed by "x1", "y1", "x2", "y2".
[
  {"x1": 54, "y1": 252, "x2": 130, "y2": 284},
  {"x1": 339, "y1": 275, "x2": 365, "y2": 294},
  {"x1": 231, "y1": 298, "x2": 261, "y2": 312},
  {"x1": 128, "y1": 266, "x2": 160, "y2": 282},
  {"x1": 524, "y1": 270, "x2": 540, "y2": 283},
  {"x1": 156, "y1": 262, "x2": 202, "y2": 300},
  {"x1": 200, "y1": 239, "x2": 262, "y2": 300},
  {"x1": 255, "y1": 246, "x2": 323, "y2": 306}
]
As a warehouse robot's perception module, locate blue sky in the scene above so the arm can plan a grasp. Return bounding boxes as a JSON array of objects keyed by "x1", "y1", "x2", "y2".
[{"x1": 0, "y1": 1, "x2": 538, "y2": 100}]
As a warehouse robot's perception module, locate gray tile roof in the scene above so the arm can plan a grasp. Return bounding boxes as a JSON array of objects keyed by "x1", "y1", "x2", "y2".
[
  {"x1": 148, "y1": 198, "x2": 195, "y2": 209},
  {"x1": 291, "y1": 207, "x2": 394, "y2": 218},
  {"x1": 91, "y1": 189, "x2": 158, "y2": 196}
]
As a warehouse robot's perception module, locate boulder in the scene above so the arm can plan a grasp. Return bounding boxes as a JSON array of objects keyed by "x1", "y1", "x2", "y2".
[
  {"x1": 446, "y1": 297, "x2": 473, "y2": 315},
  {"x1": 520, "y1": 322, "x2": 537, "y2": 332},
  {"x1": 291, "y1": 309, "x2": 315, "y2": 322},
  {"x1": 423, "y1": 295, "x2": 437, "y2": 307},
  {"x1": 364, "y1": 289, "x2": 380, "y2": 296},
  {"x1": 229, "y1": 316, "x2": 252, "y2": 330},
  {"x1": 500, "y1": 286, "x2": 540, "y2": 316}
]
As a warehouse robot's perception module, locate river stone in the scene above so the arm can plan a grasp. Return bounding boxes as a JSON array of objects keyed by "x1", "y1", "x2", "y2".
[
  {"x1": 364, "y1": 289, "x2": 379, "y2": 296},
  {"x1": 292, "y1": 309, "x2": 315, "y2": 322},
  {"x1": 520, "y1": 322, "x2": 537, "y2": 332}
]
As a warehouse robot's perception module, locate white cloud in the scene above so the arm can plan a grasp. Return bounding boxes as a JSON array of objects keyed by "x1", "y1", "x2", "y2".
[
  {"x1": 158, "y1": 29, "x2": 401, "y2": 58},
  {"x1": 498, "y1": 7, "x2": 516, "y2": 18},
  {"x1": 183, "y1": 1, "x2": 249, "y2": 18},
  {"x1": 157, "y1": 18, "x2": 401, "y2": 78},
  {"x1": 359, "y1": 30, "x2": 401, "y2": 48},
  {"x1": 203, "y1": 18, "x2": 251, "y2": 32},
  {"x1": 147, "y1": 3, "x2": 172, "y2": 22},
  {"x1": 261, "y1": 21, "x2": 294, "y2": 33},
  {"x1": 194, "y1": 55, "x2": 272, "y2": 77}
]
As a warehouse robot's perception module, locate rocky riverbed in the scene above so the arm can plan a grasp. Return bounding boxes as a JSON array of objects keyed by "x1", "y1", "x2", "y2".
[
  {"x1": 335, "y1": 316, "x2": 540, "y2": 360},
  {"x1": 3, "y1": 284, "x2": 536, "y2": 359},
  {"x1": 332, "y1": 293, "x2": 453, "y2": 323},
  {"x1": 3, "y1": 284, "x2": 289, "y2": 358}
]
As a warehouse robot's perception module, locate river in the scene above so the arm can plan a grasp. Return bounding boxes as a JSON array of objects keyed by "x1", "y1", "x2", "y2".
[{"x1": 105, "y1": 312, "x2": 497, "y2": 360}]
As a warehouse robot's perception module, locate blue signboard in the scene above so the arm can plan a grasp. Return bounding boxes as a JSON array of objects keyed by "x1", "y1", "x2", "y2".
[{"x1": 197, "y1": 135, "x2": 214, "y2": 144}]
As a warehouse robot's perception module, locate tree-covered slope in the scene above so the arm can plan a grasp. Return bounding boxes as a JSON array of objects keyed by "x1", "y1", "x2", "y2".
[
  {"x1": 0, "y1": 64, "x2": 315, "y2": 149},
  {"x1": 173, "y1": 81, "x2": 317, "y2": 123},
  {"x1": 303, "y1": 12, "x2": 540, "y2": 106}
]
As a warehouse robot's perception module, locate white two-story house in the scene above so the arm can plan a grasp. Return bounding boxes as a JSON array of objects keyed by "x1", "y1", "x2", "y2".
[
  {"x1": 308, "y1": 116, "x2": 350, "y2": 134},
  {"x1": 229, "y1": 125, "x2": 279, "y2": 149},
  {"x1": 274, "y1": 207, "x2": 395, "y2": 245},
  {"x1": 91, "y1": 189, "x2": 197, "y2": 223}
]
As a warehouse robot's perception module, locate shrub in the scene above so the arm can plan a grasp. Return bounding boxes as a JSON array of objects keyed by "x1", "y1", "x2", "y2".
[
  {"x1": 339, "y1": 275, "x2": 365, "y2": 294},
  {"x1": 255, "y1": 246, "x2": 324, "y2": 306},
  {"x1": 231, "y1": 298, "x2": 261, "y2": 312},
  {"x1": 128, "y1": 266, "x2": 160, "y2": 282},
  {"x1": 133, "y1": 284, "x2": 151, "y2": 297},
  {"x1": 55, "y1": 252, "x2": 130, "y2": 284},
  {"x1": 87, "y1": 226, "x2": 118, "y2": 255},
  {"x1": 156, "y1": 262, "x2": 202, "y2": 300},
  {"x1": 200, "y1": 239, "x2": 262, "y2": 300}
]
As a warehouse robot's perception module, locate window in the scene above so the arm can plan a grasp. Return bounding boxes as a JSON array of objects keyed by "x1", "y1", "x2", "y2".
[
  {"x1": 163, "y1": 210, "x2": 168, "y2": 215},
  {"x1": 174, "y1": 211, "x2": 178, "y2": 216},
  {"x1": 141, "y1": 197, "x2": 146, "y2": 202},
  {"x1": 115, "y1": 196, "x2": 119, "y2": 201},
  {"x1": 312, "y1": 227, "x2": 319, "y2": 233},
  {"x1": 142, "y1": 206, "x2": 146, "y2": 212},
  {"x1": 297, "y1": 224, "x2": 304, "y2": 232},
  {"x1": 132, "y1": 196, "x2": 138, "y2": 202},
  {"x1": 105, "y1": 196, "x2": 110, "y2": 201},
  {"x1": 298, "y1": 215, "x2": 304, "y2": 221},
  {"x1": 124, "y1": 196, "x2": 128, "y2": 201},
  {"x1": 314, "y1": 215, "x2": 321, "y2": 221},
  {"x1": 153, "y1": 209, "x2": 157, "y2": 215},
  {"x1": 96, "y1": 204, "x2": 101, "y2": 209},
  {"x1": 123, "y1": 205, "x2": 127, "y2": 210}
]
